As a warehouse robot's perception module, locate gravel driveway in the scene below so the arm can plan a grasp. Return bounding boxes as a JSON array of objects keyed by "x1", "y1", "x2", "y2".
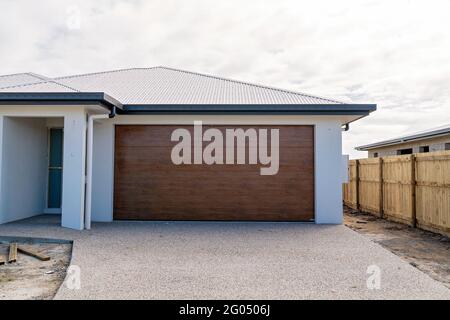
[{"x1": 1, "y1": 215, "x2": 449, "y2": 299}]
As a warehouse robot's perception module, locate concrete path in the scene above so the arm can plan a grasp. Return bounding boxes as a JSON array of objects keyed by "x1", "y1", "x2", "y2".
[{"x1": 1, "y1": 215, "x2": 449, "y2": 299}]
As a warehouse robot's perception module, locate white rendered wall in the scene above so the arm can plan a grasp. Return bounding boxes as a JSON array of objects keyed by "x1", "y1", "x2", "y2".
[
  {"x1": 91, "y1": 120, "x2": 114, "y2": 222},
  {"x1": 92, "y1": 115, "x2": 345, "y2": 224},
  {"x1": 0, "y1": 117, "x2": 48, "y2": 224},
  {"x1": 0, "y1": 108, "x2": 348, "y2": 228},
  {"x1": 314, "y1": 120, "x2": 343, "y2": 224}
]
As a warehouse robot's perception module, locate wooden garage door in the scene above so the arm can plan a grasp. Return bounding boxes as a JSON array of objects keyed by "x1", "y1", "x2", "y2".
[{"x1": 114, "y1": 125, "x2": 314, "y2": 221}]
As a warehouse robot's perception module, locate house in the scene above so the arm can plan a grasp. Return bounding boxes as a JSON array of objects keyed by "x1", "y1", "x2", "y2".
[
  {"x1": 356, "y1": 124, "x2": 450, "y2": 157},
  {"x1": 0, "y1": 67, "x2": 376, "y2": 230}
]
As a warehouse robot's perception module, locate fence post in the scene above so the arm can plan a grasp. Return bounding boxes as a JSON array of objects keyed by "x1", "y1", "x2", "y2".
[
  {"x1": 411, "y1": 154, "x2": 417, "y2": 227},
  {"x1": 355, "y1": 159, "x2": 360, "y2": 211},
  {"x1": 379, "y1": 157, "x2": 384, "y2": 218}
]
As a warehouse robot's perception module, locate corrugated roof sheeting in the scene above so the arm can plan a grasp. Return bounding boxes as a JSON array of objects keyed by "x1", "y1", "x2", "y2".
[
  {"x1": 53, "y1": 67, "x2": 343, "y2": 105},
  {"x1": 0, "y1": 67, "x2": 345, "y2": 105}
]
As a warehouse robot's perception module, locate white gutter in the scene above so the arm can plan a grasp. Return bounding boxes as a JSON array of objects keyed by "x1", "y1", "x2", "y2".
[{"x1": 85, "y1": 113, "x2": 109, "y2": 230}]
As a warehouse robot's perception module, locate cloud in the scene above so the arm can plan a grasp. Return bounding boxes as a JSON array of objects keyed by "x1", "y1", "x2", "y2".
[{"x1": 1, "y1": 0, "x2": 449, "y2": 158}]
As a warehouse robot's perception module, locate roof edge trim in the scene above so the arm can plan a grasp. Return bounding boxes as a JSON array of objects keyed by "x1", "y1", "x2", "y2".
[
  {"x1": 122, "y1": 103, "x2": 376, "y2": 113},
  {"x1": 0, "y1": 92, "x2": 123, "y2": 109},
  {"x1": 0, "y1": 92, "x2": 375, "y2": 117}
]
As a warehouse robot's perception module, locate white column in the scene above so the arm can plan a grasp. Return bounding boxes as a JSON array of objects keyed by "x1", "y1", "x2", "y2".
[
  {"x1": 314, "y1": 120, "x2": 343, "y2": 224},
  {"x1": 61, "y1": 111, "x2": 87, "y2": 230}
]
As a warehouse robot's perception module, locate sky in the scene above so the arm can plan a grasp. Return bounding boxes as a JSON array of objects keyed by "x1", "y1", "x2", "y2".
[{"x1": 1, "y1": 0, "x2": 449, "y2": 158}]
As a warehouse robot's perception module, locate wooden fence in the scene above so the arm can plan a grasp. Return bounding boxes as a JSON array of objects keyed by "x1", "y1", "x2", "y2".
[{"x1": 343, "y1": 151, "x2": 450, "y2": 237}]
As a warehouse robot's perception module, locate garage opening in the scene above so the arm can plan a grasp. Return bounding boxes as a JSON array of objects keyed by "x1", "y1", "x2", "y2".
[
  {"x1": 113, "y1": 125, "x2": 315, "y2": 222},
  {"x1": 0, "y1": 117, "x2": 64, "y2": 224}
]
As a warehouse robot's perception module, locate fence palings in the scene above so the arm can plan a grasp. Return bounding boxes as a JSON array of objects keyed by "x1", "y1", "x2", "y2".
[{"x1": 343, "y1": 151, "x2": 450, "y2": 237}]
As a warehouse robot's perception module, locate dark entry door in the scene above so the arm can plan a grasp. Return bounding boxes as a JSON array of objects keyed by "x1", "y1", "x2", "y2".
[{"x1": 48, "y1": 128, "x2": 63, "y2": 209}]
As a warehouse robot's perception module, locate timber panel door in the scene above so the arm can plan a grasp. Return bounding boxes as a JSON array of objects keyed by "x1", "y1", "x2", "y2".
[{"x1": 114, "y1": 125, "x2": 314, "y2": 221}]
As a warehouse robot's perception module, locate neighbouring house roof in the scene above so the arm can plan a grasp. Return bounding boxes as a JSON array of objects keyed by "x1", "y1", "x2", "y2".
[
  {"x1": 0, "y1": 66, "x2": 376, "y2": 116},
  {"x1": 356, "y1": 123, "x2": 450, "y2": 151}
]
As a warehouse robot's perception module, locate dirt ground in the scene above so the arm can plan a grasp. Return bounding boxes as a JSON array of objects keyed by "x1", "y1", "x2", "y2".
[
  {"x1": 344, "y1": 206, "x2": 450, "y2": 289},
  {"x1": 0, "y1": 240, "x2": 72, "y2": 300}
]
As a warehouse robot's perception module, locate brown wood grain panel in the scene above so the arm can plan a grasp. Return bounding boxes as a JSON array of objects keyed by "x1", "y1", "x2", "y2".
[{"x1": 114, "y1": 125, "x2": 315, "y2": 221}]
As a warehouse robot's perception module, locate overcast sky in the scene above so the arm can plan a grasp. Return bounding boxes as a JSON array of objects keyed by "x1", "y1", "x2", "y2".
[{"x1": 1, "y1": 0, "x2": 449, "y2": 158}]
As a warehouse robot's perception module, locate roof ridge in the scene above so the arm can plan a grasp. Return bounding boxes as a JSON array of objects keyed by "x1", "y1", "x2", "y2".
[
  {"x1": 0, "y1": 79, "x2": 79, "y2": 92},
  {"x1": 157, "y1": 66, "x2": 344, "y2": 104},
  {"x1": 53, "y1": 67, "x2": 159, "y2": 80},
  {"x1": 0, "y1": 72, "x2": 45, "y2": 80},
  {"x1": 27, "y1": 72, "x2": 51, "y2": 81},
  {"x1": 48, "y1": 79, "x2": 81, "y2": 92}
]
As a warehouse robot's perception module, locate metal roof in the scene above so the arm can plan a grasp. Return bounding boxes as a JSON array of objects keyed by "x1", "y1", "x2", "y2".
[
  {"x1": 51, "y1": 67, "x2": 345, "y2": 105},
  {"x1": 0, "y1": 67, "x2": 346, "y2": 104},
  {"x1": 356, "y1": 123, "x2": 450, "y2": 151},
  {"x1": 0, "y1": 66, "x2": 376, "y2": 116}
]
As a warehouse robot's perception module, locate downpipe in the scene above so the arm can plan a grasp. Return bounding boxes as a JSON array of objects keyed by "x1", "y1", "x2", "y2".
[{"x1": 85, "y1": 106, "x2": 116, "y2": 230}]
